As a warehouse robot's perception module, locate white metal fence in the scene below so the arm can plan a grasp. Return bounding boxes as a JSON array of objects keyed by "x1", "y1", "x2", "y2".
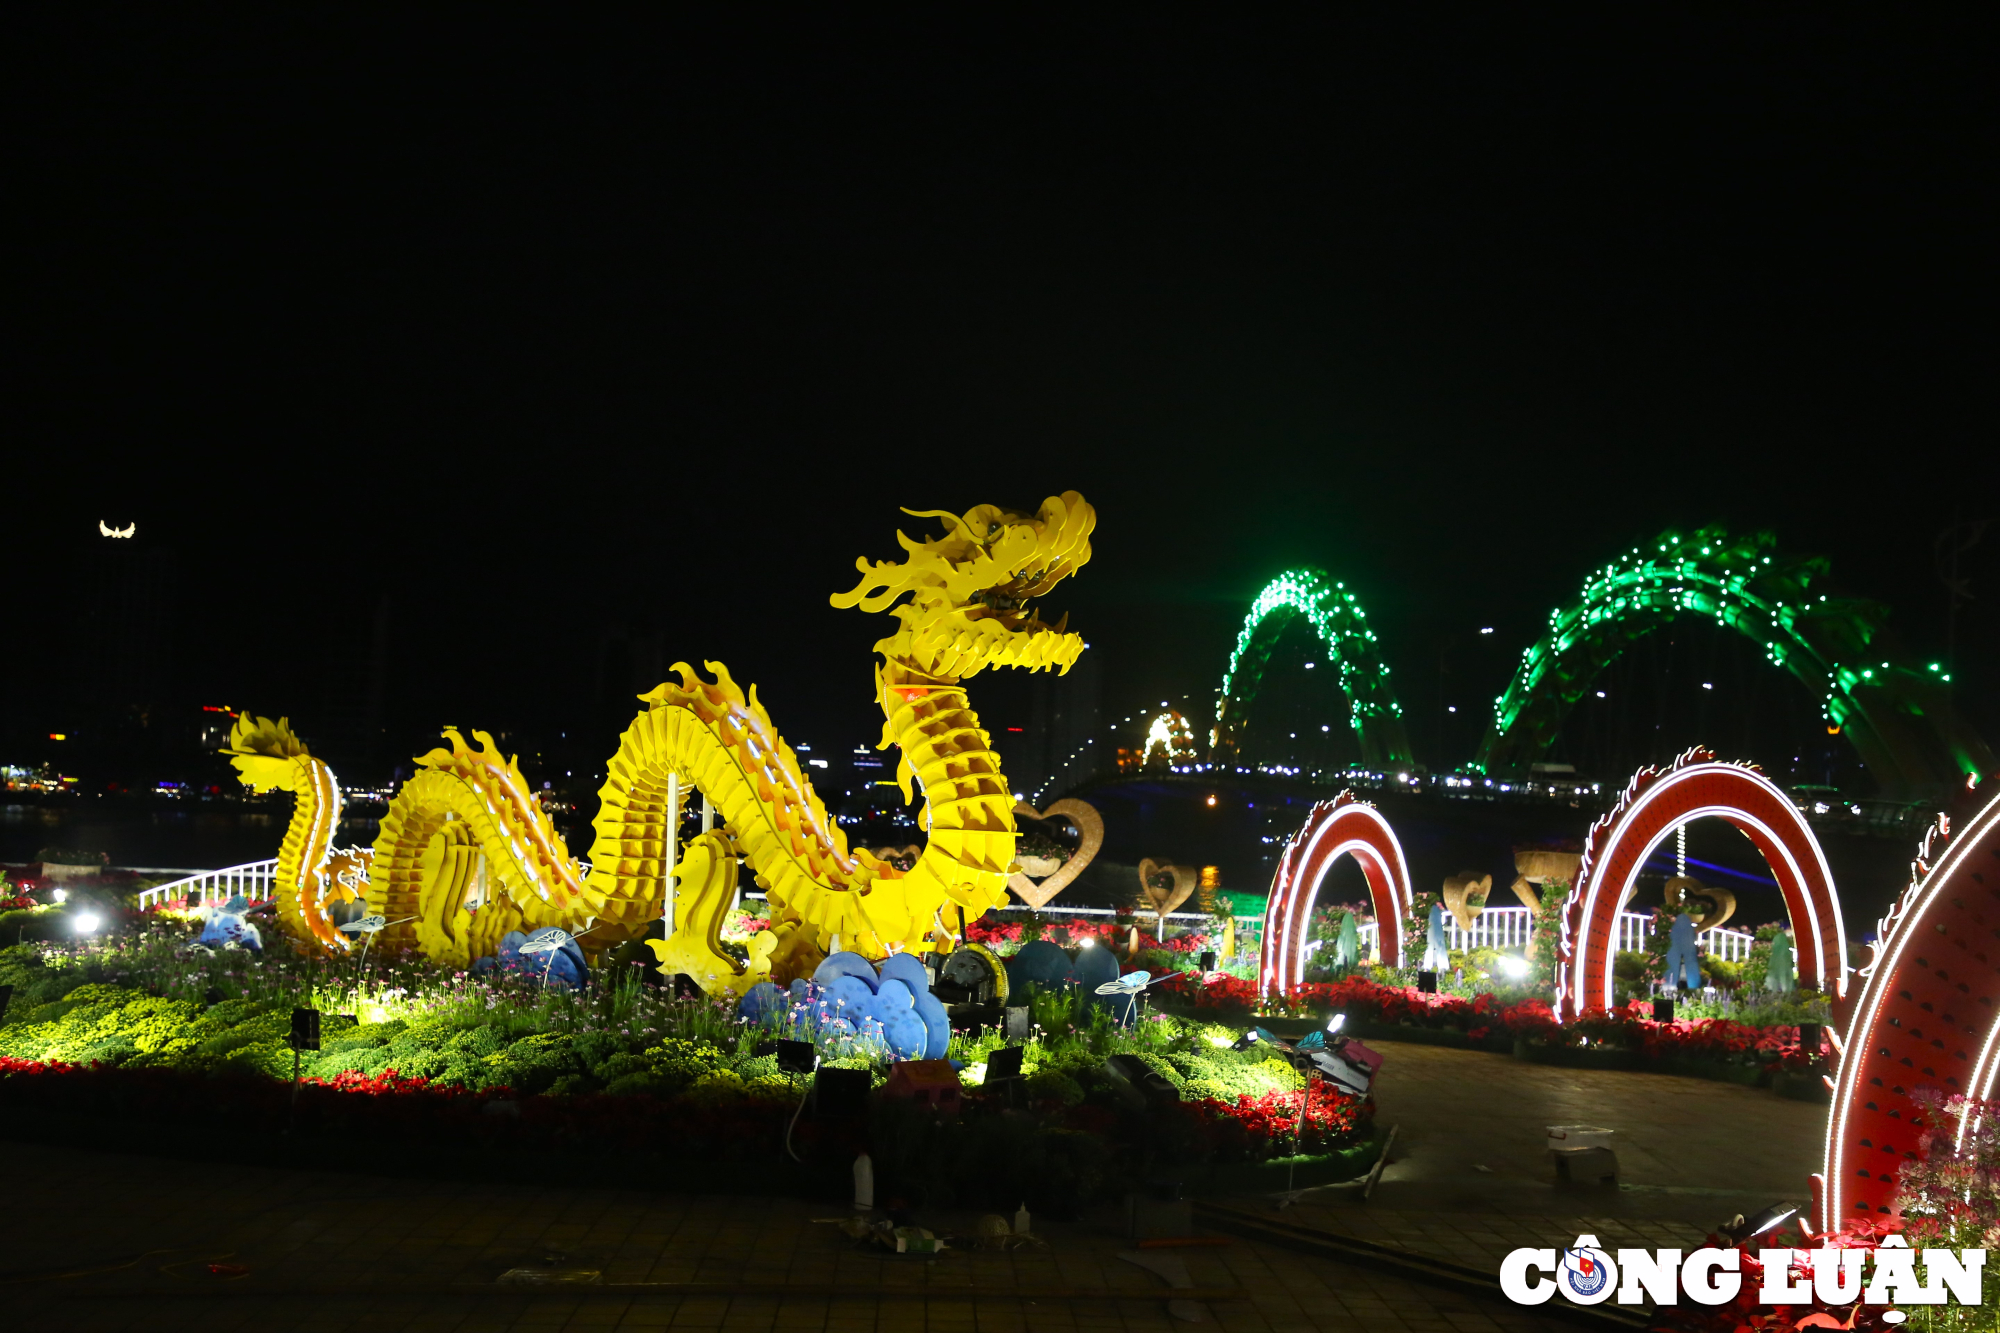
[
  {"x1": 126, "y1": 866, "x2": 1756, "y2": 966},
  {"x1": 1356, "y1": 905, "x2": 1755, "y2": 963},
  {"x1": 136, "y1": 859, "x2": 279, "y2": 910}
]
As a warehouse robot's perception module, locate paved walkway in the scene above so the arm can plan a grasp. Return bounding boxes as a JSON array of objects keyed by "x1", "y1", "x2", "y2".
[
  {"x1": 1, "y1": 1041, "x2": 1829, "y2": 1331},
  {"x1": 1203, "y1": 1039, "x2": 1826, "y2": 1285},
  {"x1": 3, "y1": 1139, "x2": 1579, "y2": 1333}
]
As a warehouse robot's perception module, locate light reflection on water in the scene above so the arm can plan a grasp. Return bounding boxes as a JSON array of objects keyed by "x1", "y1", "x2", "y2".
[{"x1": 0, "y1": 801, "x2": 381, "y2": 870}]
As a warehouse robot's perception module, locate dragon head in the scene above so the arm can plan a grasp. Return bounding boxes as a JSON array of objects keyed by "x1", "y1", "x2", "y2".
[
  {"x1": 831, "y1": 491, "x2": 1095, "y2": 678},
  {"x1": 223, "y1": 712, "x2": 310, "y2": 791}
]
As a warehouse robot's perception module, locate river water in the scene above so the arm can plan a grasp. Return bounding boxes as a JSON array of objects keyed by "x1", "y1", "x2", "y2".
[{"x1": 1, "y1": 797, "x2": 380, "y2": 872}]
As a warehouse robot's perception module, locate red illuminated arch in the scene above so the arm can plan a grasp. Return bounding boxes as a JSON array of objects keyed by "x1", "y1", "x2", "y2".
[
  {"x1": 1556, "y1": 748, "x2": 1849, "y2": 1021},
  {"x1": 1259, "y1": 791, "x2": 1413, "y2": 995},
  {"x1": 1819, "y1": 778, "x2": 2000, "y2": 1227}
]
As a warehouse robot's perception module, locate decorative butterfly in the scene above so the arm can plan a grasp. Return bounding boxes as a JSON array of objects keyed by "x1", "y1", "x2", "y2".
[
  {"x1": 518, "y1": 928, "x2": 574, "y2": 955},
  {"x1": 1093, "y1": 970, "x2": 1185, "y2": 996},
  {"x1": 98, "y1": 520, "x2": 136, "y2": 538},
  {"x1": 339, "y1": 915, "x2": 388, "y2": 935}
]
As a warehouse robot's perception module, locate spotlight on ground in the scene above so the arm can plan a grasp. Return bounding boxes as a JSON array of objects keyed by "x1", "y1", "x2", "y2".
[
  {"x1": 1499, "y1": 956, "x2": 1530, "y2": 980},
  {"x1": 73, "y1": 912, "x2": 102, "y2": 934},
  {"x1": 1326, "y1": 1013, "x2": 1346, "y2": 1034}
]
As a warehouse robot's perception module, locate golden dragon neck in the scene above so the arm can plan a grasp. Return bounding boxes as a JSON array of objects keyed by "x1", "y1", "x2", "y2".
[
  {"x1": 273, "y1": 755, "x2": 342, "y2": 947},
  {"x1": 875, "y1": 656, "x2": 1016, "y2": 925}
]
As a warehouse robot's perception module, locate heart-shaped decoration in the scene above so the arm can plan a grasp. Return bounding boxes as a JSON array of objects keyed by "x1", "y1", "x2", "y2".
[
  {"x1": 1136, "y1": 858, "x2": 1197, "y2": 922},
  {"x1": 1664, "y1": 877, "x2": 1737, "y2": 933},
  {"x1": 1006, "y1": 798, "x2": 1103, "y2": 910},
  {"x1": 869, "y1": 845, "x2": 923, "y2": 872},
  {"x1": 1441, "y1": 872, "x2": 1492, "y2": 932},
  {"x1": 1508, "y1": 849, "x2": 1582, "y2": 910}
]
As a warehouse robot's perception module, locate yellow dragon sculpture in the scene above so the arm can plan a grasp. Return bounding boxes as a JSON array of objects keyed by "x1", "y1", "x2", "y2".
[
  {"x1": 224, "y1": 492, "x2": 1095, "y2": 995},
  {"x1": 223, "y1": 713, "x2": 358, "y2": 952}
]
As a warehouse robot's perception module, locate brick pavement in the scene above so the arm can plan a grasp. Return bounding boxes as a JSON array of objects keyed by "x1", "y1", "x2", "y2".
[{"x1": 2, "y1": 1139, "x2": 1580, "y2": 1333}]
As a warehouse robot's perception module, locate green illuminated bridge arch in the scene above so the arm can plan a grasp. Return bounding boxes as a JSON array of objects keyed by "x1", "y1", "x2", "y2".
[
  {"x1": 1210, "y1": 569, "x2": 1414, "y2": 770},
  {"x1": 1473, "y1": 526, "x2": 1992, "y2": 799}
]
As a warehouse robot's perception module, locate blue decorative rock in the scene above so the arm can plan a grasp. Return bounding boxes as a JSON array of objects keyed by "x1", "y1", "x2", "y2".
[
  {"x1": 737, "y1": 949, "x2": 956, "y2": 1063},
  {"x1": 1004, "y1": 940, "x2": 1076, "y2": 998},
  {"x1": 873, "y1": 979, "x2": 929, "y2": 1059},
  {"x1": 914, "y1": 989, "x2": 951, "y2": 1059},
  {"x1": 1071, "y1": 943, "x2": 1122, "y2": 1019},
  {"x1": 821, "y1": 973, "x2": 877, "y2": 1022},
  {"x1": 813, "y1": 952, "x2": 881, "y2": 990},
  {"x1": 876, "y1": 951, "x2": 931, "y2": 994},
  {"x1": 737, "y1": 981, "x2": 788, "y2": 1026}
]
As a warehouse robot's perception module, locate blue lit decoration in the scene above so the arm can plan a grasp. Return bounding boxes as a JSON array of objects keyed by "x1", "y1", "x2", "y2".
[
  {"x1": 1421, "y1": 901, "x2": 1451, "y2": 974},
  {"x1": 735, "y1": 951, "x2": 950, "y2": 1062},
  {"x1": 198, "y1": 896, "x2": 263, "y2": 952},
  {"x1": 1662, "y1": 913, "x2": 1703, "y2": 992}
]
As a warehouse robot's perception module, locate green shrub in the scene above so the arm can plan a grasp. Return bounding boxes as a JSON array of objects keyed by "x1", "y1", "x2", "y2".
[{"x1": 483, "y1": 1032, "x2": 582, "y2": 1094}]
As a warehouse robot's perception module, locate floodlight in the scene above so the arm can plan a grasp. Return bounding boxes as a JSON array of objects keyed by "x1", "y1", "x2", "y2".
[
  {"x1": 1723, "y1": 1203, "x2": 1798, "y2": 1243},
  {"x1": 73, "y1": 912, "x2": 101, "y2": 934},
  {"x1": 1325, "y1": 1013, "x2": 1346, "y2": 1034},
  {"x1": 1230, "y1": 1029, "x2": 1260, "y2": 1051},
  {"x1": 52, "y1": 888, "x2": 68, "y2": 904},
  {"x1": 1310, "y1": 1049, "x2": 1371, "y2": 1096},
  {"x1": 1078, "y1": 936, "x2": 1095, "y2": 948},
  {"x1": 1500, "y1": 956, "x2": 1530, "y2": 979}
]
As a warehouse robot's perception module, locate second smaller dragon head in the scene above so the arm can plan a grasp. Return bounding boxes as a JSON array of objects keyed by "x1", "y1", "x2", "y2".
[
  {"x1": 832, "y1": 491, "x2": 1095, "y2": 679},
  {"x1": 223, "y1": 712, "x2": 310, "y2": 791}
]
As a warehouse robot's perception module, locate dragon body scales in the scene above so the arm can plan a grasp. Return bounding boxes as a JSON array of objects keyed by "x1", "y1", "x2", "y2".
[{"x1": 224, "y1": 493, "x2": 1095, "y2": 993}]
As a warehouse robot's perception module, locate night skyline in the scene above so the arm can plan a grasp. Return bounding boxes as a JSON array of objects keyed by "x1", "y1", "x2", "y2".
[{"x1": 8, "y1": 12, "x2": 1992, "y2": 793}]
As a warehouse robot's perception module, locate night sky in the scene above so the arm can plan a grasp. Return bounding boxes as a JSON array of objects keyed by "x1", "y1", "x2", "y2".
[{"x1": 8, "y1": 13, "x2": 1994, "y2": 791}]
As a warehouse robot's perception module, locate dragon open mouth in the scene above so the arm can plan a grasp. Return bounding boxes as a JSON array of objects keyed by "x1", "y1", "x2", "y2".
[{"x1": 832, "y1": 491, "x2": 1095, "y2": 678}]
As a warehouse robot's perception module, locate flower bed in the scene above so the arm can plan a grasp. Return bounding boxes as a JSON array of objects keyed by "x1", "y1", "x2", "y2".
[
  {"x1": 1162, "y1": 973, "x2": 1825, "y2": 1087},
  {"x1": 0, "y1": 930, "x2": 1372, "y2": 1212},
  {"x1": 966, "y1": 915, "x2": 1211, "y2": 959}
]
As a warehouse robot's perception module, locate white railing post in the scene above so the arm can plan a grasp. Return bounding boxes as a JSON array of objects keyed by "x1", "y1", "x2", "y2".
[{"x1": 134, "y1": 859, "x2": 281, "y2": 912}]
